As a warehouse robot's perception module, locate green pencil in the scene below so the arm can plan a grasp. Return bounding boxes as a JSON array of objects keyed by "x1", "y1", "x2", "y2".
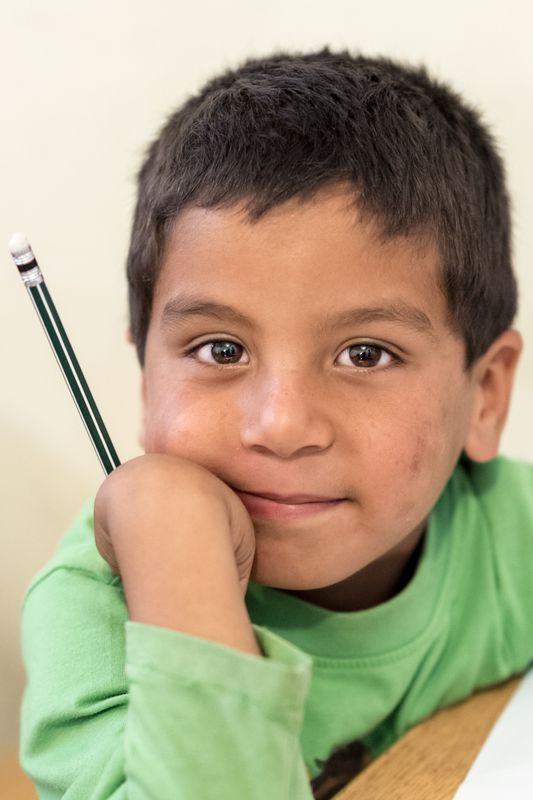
[{"x1": 9, "y1": 232, "x2": 120, "y2": 475}]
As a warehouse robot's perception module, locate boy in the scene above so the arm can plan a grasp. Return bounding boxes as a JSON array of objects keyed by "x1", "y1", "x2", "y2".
[{"x1": 20, "y1": 47, "x2": 531, "y2": 800}]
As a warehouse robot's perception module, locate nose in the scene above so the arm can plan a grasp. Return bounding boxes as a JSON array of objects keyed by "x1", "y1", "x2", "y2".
[{"x1": 239, "y1": 369, "x2": 335, "y2": 458}]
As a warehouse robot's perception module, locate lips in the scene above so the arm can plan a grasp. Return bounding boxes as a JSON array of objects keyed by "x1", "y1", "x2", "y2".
[
  {"x1": 234, "y1": 489, "x2": 347, "y2": 521},
  {"x1": 232, "y1": 489, "x2": 343, "y2": 504}
]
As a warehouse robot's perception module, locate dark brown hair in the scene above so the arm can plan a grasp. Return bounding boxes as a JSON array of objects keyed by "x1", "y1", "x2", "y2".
[{"x1": 126, "y1": 47, "x2": 518, "y2": 368}]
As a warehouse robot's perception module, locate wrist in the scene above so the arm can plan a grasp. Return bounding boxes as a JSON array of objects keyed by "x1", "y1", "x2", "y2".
[{"x1": 115, "y1": 496, "x2": 260, "y2": 656}]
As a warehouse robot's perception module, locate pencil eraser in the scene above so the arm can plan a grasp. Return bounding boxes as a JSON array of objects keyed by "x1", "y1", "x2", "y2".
[{"x1": 9, "y1": 232, "x2": 32, "y2": 259}]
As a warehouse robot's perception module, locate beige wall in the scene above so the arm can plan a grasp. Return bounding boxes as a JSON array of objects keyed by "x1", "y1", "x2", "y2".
[{"x1": 1, "y1": 0, "x2": 532, "y2": 750}]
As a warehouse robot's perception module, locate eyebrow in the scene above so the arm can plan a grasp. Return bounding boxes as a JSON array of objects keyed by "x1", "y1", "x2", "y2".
[
  {"x1": 325, "y1": 302, "x2": 437, "y2": 340},
  {"x1": 161, "y1": 293, "x2": 437, "y2": 340},
  {"x1": 162, "y1": 296, "x2": 255, "y2": 329}
]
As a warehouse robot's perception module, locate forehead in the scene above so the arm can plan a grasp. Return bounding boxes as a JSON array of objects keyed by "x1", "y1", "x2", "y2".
[{"x1": 154, "y1": 188, "x2": 449, "y2": 335}]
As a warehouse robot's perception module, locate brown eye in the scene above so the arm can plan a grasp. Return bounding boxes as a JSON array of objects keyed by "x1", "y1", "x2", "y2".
[
  {"x1": 187, "y1": 339, "x2": 249, "y2": 365},
  {"x1": 336, "y1": 343, "x2": 397, "y2": 370},
  {"x1": 349, "y1": 344, "x2": 382, "y2": 367},
  {"x1": 210, "y1": 341, "x2": 243, "y2": 364}
]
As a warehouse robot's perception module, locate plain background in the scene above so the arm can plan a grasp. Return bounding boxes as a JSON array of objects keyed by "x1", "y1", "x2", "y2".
[{"x1": 1, "y1": 0, "x2": 532, "y2": 752}]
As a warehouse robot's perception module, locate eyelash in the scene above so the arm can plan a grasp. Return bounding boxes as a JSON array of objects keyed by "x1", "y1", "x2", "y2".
[{"x1": 183, "y1": 339, "x2": 403, "y2": 373}]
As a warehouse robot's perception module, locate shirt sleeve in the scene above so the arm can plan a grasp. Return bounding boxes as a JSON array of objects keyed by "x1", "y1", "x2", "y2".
[{"x1": 20, "y1": 566, "x2": 314, "y2": 800}]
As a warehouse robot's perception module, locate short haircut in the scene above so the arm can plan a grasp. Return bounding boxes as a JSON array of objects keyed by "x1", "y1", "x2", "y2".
[{"x1": 126, "y1": 46, "x2": 518, "y2": 369}]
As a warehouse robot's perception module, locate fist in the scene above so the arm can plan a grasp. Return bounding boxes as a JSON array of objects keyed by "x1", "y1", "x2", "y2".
[{"x1": 94, "y1": 453, "x2": 257, "y2": 595}]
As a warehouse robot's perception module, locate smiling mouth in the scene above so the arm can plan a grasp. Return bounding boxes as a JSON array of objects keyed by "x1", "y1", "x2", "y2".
[{"x1": 234, "y1": 490, "x2": 347, "y2": 521}]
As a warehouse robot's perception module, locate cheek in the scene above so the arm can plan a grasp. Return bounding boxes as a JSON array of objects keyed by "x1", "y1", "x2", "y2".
[
  {"x1": 143, "y1": 383, "x2": 236, "y2": 460},
  {"x1": 396, "y1": 378, "x2": 465, "y2": 476},
  {"x1": 365, "y1": 409, "x2": 452, "y2": 529}
]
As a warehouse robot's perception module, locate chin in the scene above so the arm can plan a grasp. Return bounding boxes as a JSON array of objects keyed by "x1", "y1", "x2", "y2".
[{"x1": 249, "y1": 556, "x2": 352, "y2": 591}]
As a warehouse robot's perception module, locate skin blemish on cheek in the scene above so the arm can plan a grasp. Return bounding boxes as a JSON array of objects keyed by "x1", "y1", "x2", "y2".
[{"x1": 410, "y1": 433, "x2": 425, "y2": 475}]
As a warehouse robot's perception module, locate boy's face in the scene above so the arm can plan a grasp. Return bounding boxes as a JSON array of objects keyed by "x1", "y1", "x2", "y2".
[{"x1": 140, "y1": 186, "x2": 479, "y2": 606}]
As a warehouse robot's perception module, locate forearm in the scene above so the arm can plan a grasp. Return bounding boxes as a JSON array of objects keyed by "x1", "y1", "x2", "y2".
[
  {"x1": 112, "y1": 489, "x2": 262, "y2": 656},
  {"x1": 21, "y1": 558, "x2": 313, "y2": 800}
]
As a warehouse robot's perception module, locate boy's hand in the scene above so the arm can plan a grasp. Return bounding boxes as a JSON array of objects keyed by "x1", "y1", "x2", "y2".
[{"x1": 93, "y1": 453, "x2": 260, "y2": 655}]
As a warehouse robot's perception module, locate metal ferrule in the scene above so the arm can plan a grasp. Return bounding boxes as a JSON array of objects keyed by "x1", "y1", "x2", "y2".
[
  {"x1": 13, "y1": 249, "x2": 35, "y2": 267},
  {"x1": 21, "y1": 265, "x2": 43, "y2": 287}
]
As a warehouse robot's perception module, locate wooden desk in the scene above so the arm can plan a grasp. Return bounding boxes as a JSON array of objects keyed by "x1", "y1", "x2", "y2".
[
  {"x1": 0, "y1": 753, "x2": 36, "y2": 800},
  {"x1": 339, "y1": 676, "x2": 521, "y2": 799},
  {"x1": 0, "y1": 676, "x2": 521, "y2": 799}
]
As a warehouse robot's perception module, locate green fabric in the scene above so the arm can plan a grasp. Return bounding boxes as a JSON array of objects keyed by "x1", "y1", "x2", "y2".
[{"x1": 20, "y1": 454, "x2": 533, "y2": 798}]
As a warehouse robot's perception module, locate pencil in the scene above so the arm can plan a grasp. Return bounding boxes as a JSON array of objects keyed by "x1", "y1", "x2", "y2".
[{"x1": 9, "y1": 232, "x2": 120, "y2": 475}]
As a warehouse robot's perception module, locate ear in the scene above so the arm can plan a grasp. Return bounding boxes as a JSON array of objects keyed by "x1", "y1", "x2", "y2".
[{"x1": 463, "y1": 329, "x2": 523, "y2": 463}]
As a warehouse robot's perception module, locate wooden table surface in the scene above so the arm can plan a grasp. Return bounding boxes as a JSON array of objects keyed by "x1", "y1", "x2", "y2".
[
  {"x1": 0, "y1": 675, "x2": 521, "y2": 799},
  {"x1": 339, "y1": 676, "x2": 521, "y2": 799},
  {"x1": 0, "y1": 753, "x2": 36, "y2": 800}
]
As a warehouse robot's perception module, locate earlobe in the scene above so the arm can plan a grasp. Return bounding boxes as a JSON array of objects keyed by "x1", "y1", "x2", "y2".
[{"x1": 463, "y1": 329, "x2": 523, "y2": 463}]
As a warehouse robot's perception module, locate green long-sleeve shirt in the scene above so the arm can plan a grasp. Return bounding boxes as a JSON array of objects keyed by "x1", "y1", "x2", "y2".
[{"x1": 20, "y1": 454, "x2": 533, "y2": 798}]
